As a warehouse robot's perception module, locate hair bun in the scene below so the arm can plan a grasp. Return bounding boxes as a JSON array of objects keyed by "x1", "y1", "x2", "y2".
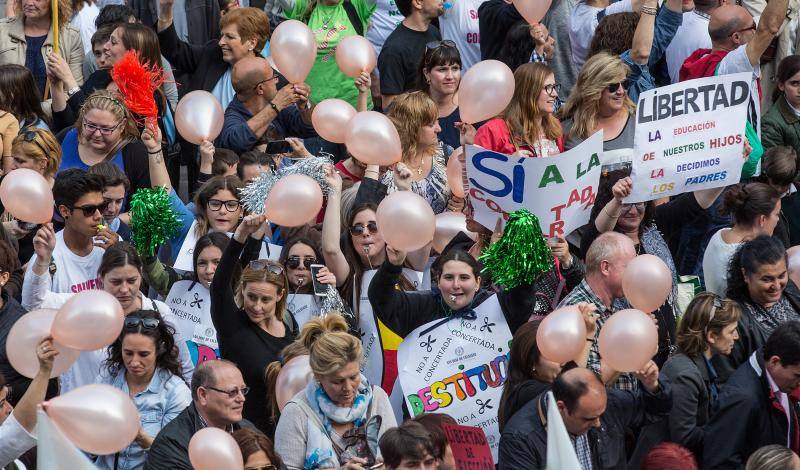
[{"x1": 299, "y1": 314, "x2": 349, "y2": 350}]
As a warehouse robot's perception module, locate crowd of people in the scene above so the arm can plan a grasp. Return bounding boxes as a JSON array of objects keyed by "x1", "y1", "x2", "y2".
[{"x1": 0, "y1": 0, "x2": 798, "y2": 467}]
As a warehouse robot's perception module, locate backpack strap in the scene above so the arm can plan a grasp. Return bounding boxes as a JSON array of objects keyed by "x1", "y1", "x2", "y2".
[{"x1": 342, "y1": 0, "x2": 364, "y2": 36}]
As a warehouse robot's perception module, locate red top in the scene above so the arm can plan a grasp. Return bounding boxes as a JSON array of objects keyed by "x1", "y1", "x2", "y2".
[{"x1": 473, "y1": 118, "x2": 565, "y2": 156}]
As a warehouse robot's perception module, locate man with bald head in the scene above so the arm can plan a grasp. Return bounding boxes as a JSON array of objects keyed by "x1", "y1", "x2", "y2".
[
  {"x1": 217, "y1": 56, "x2": 317, "y2": 154},
  {"x1": 559, "y1": 232, "x2": 642, "y2": 391},
  {"x1": 144, "y1": 359, "x2": 254, "y2": 470},
  {"x1": 499, "y1": 366, "x2": 671, "y2": 469}
]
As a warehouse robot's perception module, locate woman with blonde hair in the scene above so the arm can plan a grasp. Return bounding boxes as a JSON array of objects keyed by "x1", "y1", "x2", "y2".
[
  {"x1": 210, "y1": 213, "x2": 297, "y2": 434},
  {"x1": 274, "y1": 314, "x2": 396, "y2": 470},
  {"x1": 561, "y1": 52, "x2": 636, "y2": 156},
  {"x1": 383, "y1": 91, "x2": 458, "y2": 214},
  {"x1": 474, "y1": 62, "x2": 563, "y2": 157},
  {"x1": 9, "y1": 128, "x2": 61, "y2": 180}
]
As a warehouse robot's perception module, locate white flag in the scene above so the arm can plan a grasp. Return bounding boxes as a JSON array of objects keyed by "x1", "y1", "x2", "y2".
[
  {"x1": 36, "y1": 410, "x2": 96, "y2": 469},
  {"x1": 546, "y1": 391, "x2": 582, "y2": 470}
]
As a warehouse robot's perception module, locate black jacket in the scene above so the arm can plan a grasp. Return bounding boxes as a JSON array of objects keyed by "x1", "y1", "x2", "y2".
[
  {"x1": 478, "y1": 0, "x2": 524, "y2": 61},
  {"x1": 143, "y1": 402, "x2": 253, "y2": 470},
  {"x1": 157, "y1": 24, "x2": 228, "y2": 95},
  {"x1": 631, "y1": 353, "x2": 712, "y2": 466},
  {"x1": 498, "y1": 378, "x2": 673, "y2": 469},
  {"x1": 703, "y1": 353, "x2": 800, "y2": 469}
]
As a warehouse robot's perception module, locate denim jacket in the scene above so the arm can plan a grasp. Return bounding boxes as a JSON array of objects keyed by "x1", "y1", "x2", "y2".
[{"x1": 95, "y1": 369, "x2": 192, "y2": 470}]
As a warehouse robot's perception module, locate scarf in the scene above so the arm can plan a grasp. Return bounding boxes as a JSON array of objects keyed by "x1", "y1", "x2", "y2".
[
  {"x1": 303, "y1": 375, "x2": 374, "y2": 469},
  {"x1": 679, "y1": 48, "x2": 728, "y2": 82}
]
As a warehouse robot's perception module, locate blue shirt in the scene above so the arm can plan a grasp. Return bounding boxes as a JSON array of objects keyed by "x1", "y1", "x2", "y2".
[
  {"x1": 59, "y1": 128, "x2": 125, "y2": 173},
  {"x1": 95, "y1": 368, "x2": 191, "y2": 470}
]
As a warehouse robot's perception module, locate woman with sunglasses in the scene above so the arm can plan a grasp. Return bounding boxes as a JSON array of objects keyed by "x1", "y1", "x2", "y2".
[
  {"x1": 22, "y1": 240, "x2": 194, "y2": 392},
  {"x1": 211, "y1": 213, "x2": 297, "y2": 434},
  {"x1": 234, "y1": 428, "x2": 284, "y2": 470},
  {"x1": 584, "y1": 169, "x2": 726, "y2": 366},
  {"x1": 631, "y1": 293, "x2": 739, "y2": 466},
  {"x1": 278, "y1": 237, "x2": 340, "y2": 326},
  {"x1": 95, "y1": 309, "x2": 191, "y2": 470},
  {"x1": 417, "y1": 40, "x2": 463, "y2": 150},
  {"x1": 473, "y1": 63, "x2": 563, "y2": 158}
]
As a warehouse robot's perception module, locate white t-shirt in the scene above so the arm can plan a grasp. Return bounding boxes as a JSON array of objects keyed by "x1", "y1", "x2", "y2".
[
  {"x1": 568, "y1": 0, "x2": 633, "y2": 70},
  {"x1": 366, "y1": 0, "x2": 404, "y2": 57},
  {"x1": 23, "y1": 230, "x2": 104, "y2": 301},
  {"x1": 440, "y1": 0, "x2": 487, "y2": 71},
  {"x1": 70, "y1": 2, "x2": 99, "y2": 56},
  {"x1": 702, "y1": 228, "x2": 742, "y2": 296},
  {"x1": 0, "y1": 414, "x2": 35, "y2": 468},
  {"x1": 667, "y1": 11, "x2": 711, "y2": 83},
  {"x1": 718, "y1": 43, "x2": 762, "y2": 134}
]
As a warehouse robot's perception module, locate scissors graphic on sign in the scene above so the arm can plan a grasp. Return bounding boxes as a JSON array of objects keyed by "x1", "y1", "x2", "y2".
[
  {"x1": 420, "y1": 335, "x2": 436, "y2": 353},
  {"x1": 480, "y1": 317, "x2": 495, "y2": 333},
  {"x1": 476, "y1": 398, "x2": 493, "y2": 414},
  {"x1": 190, "y1": 292, "x2": 203, "y2": 308}
]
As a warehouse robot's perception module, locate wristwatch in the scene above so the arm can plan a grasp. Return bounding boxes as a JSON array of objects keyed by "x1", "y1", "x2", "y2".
[{"x1": 66, "y1": 86, "x2": 80, "y2": 98}]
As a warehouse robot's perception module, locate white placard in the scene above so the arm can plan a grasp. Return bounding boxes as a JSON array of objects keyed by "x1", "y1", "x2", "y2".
[
  {"x1": 287, "y1": 293, "x2": 320, "y2": 329},
  {"x1": 174, "y1": 221, "x2": 282, "y2": 271},
  {"x1": 165, "y1": 280, "x2": 218, "y2": 365}
]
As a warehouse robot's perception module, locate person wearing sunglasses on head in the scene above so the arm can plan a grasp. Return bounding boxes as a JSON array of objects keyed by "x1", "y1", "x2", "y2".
[
  {"x1": 234, "y1": 428, "x2": 285, "y2": 470},
  {"x1": 23, "y1": 241, "x2": 195, "y2": 393},
  {"x1": 94, "y1": 310, "x2": 192, "y2": 470},
  {"x1": 211, "y1": 213, "x2": 298, "y2": 435}
]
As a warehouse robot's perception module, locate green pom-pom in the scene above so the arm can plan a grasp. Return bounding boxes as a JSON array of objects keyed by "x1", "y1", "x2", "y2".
[
  {"x1": 129, "y1": 187, "x2": 182, "y2": 257},
  {"x1": 479, "y1": 209, "x2": 553, "y2": 289}
]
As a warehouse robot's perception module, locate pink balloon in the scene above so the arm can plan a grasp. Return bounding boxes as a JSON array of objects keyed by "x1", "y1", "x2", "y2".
[
  {"x1": 446, "y1": 149, "x2": 465, "y2": 198},
  {"x1": 51, "y1": 291, "x2": 124, "y2": 351},
  {"x1": 433, "y1": 211, "x2": 475, "y2": 254},
  {"x1": 344, "y1": 111, "x2": 402, "y2": 166},
  {"x1": 598, "y1": 309, "x2": 658, "y2": 372},
  {"x1": 459, "y1": 60, "x2": 515, "y2": 124},
  {"x1": 189, "y1": 427, "x2": 244, "y2": 470},
  {"x1": 788, "y1": 246, "x2": 800, "y2": 287},
  {"x1": 536, "y1": 305, "x2": 587, "y2": 363},
  {"x1": 265, "y1": 174, "x2": 324, "y2": 227},
  {"x1": 5, "y1": 309, "x2": 79, "y2": 379},
  {"x1": 0, "y1": 168, "x2": 54, "y2": 224},
  {"x1": 175, "y1": 91, "x2": 224, "y2": 145},
  {"x1": 271, "y1": 20, "x2": 317, "y2": 83},
  {"x1": 376, "y1": 191, "x2": 436, "y2": 252},
  {"x1": 44, "y1": 384, "x2": 139, "y2": 455},
  {"x1": 335, "y1": 35, "x2": 377, "y2": 77},
  {"x1": 275, "y1": 355, "x2": 313, "y2": 411},
  {"x1": 312, "y1": 99, "x2": 357, "y2": 144},
  {"x1": 512, "y1": 0, "x2": 553, "y2": 24},
  {"x1": 622, "y1": 254, "x2": 673, "y2": 313}
]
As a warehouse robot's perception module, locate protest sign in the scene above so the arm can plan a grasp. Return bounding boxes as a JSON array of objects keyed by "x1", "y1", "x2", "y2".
[
  {"x1": 165, "y1": 280, "x2": 218, "y2": 365},
  {"x1": 287, "y1": 293, "x2": 320, "y2": 329},
  {"x1": 397, "y1": 295, "x2": 510, "y2": 460},
  {"x1": 465, "y1": 131, "x2": 603, "y2": 237},
  {"x1": 627, "y1": 72, "x2": 751, "y2": 202},
  {"x1": 442, "y1": 423, "x2": 494, "y2": 470},
  {"x1": 174, "y1": 221, "x2": 282, "y2": 272}
]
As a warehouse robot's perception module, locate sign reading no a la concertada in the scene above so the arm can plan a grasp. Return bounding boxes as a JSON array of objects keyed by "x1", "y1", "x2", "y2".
[{"x1": 627, "y1": 72, "x2": 751, "y2": 203}]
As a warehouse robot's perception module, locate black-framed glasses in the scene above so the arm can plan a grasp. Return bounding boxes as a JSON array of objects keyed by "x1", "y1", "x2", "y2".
[
  {"x1": 607, "y1": 79, "x2": 631, "y2": 93},
  {"x1": 205, "y1": 385, "x2": 250, "y2": 399},
  {"x1": 426, "y1": 39, "x2": 456, "y2": 51},
  {"x1": 730, "y1": 23, "x2": 756, "y2": 36},
  {"x1": 124, "y1": 317, "x2": 161, "y2": 330},
  {"x1": 0, "y1": 384, "x2": 12, "y2": 409},
  {"x1": 70, "y1": 201, "x2": 110, "y2": 217},
  {"x1": 349, "y1": 221, "x2": 378, "y2": 236},
  {"x1": 253, "y1": 75, "x2": 279, "y2": 90},
  {"x1": 286, "y1": 256, "x2": 316, "y2": 270},
  {"x1": 544, "y1": 83, "x2": 561, "y2": 96},
  {"x1": 248, "y1": 260, "x2": 285, "y2": 275},
  {"x1": 207, "y1": 199, "x2": 241, "y2": 212},
  {"x1": 83, "y1": 119, "x2": 123, "y2": 136}
]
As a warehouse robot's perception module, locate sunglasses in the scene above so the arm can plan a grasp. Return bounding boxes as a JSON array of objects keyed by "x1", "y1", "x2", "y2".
[
  {"x1": 350, "y1": 221, "x2": 378, "y2": 236},
  {"x1": 426, "y1": 39, "x2": 457, "y2": 51},
  {"x1": 70, "y1": 201, "x2": 110, "y2": 217},
  {"x1": 730, "y1": 23, "x2": 756, "y2": 36},
  {"x1": 205, "y1": 385, "x2": 250, "y2": 399},
  {"x1": 21, "y1": 130, "x2": 49, "y2": 156},
  {"x1": 620, "y1": 202, "x2": 645, "y2": 215},
  {"x1": 83, "y1": 119, "x2": 123, "y2": 136},
  {"x1": 207, "y1": 199, "x2": 241, "y2": 212},
  {"x1": 248, "y1": 260, "x2": 285, "y2": 275},
  {"x1": 286, "y1": 256, "x2": 316, "y2": 270},
  {"x1": 607, "y1": 79, "x2": 631, "y2": 93},
  {"x1": 124, "y1": 317, "x2": 160, "y2": 330}
]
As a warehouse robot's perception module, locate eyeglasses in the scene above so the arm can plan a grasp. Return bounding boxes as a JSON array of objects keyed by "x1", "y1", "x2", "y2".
[
  {"x1": 70, "y1": 201, "x2": 110, "y2": 217},
  {"x1": 207, "y1": 199, "x2": 241, "y2": 212},
  {"x1": 248, "y1": 260, "x2": 285, "y2": 275},
  {"x1": 253, "y1": 75, "x2": 279, "y2": 90},
  {"x1": 620, "y1": 202, "x2": 645, "y2": 215},
  {"x1": 544, "y1": 83, "x2": 561, "y2": 96},
  {"x1": 730, "y1": 23, "x2": 756, "y2": 36},
  {"x1": 205, "y1": 386, "x2": 250, "y2": 399},
  {"x1": 0, "y1": 385, "x2": 11, "y2": 408},
  {"x1": 124, "y1": 317, "x2": 160, "y2": 330},
  {"x1": 286, "y1": 256, "x2": 316, "y2": 270},
  {"x1": 607, "y1": 79, "x2": 631, "y2": 93},
  {"x1": 83, "y1": 119, "x2": 123, "y2": 136},
  {"x1": 349, "y1": 221, "x2": 378, "y2": 236}
]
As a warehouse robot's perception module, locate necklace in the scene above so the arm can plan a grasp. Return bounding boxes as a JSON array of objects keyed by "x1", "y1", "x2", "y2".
[{"x1": 410, "y1": 156, "x2": 425, "y2": 175}]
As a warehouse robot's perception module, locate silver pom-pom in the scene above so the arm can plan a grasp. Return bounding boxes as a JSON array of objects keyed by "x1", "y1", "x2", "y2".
[
  {"x1": 319, "y1": 284, "x2": 352, "y2": 321},
  {"x1": 239, "y1": 155, "x2": 334, "y2": 215}
]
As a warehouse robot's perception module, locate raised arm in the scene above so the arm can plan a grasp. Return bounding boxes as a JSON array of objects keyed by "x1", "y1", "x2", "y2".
[
  {"x1": 745, "y1": 0, "x2": 790, "y2": 66},
  {"x1": 15, "y1": 337, "x2": 57, "y2": 433},
  {"x1": 630, "y1": 0, "x2": 658, "y2": 64},
  {"x1": 594, "y1": 177, "x2": 632, "y2": 233},
  {"x1": 22, "y1": 224, "x2": 56, "y2": 311},
  {"x1": 321, "y1": 166, "x2": 350, "y2": 286}
]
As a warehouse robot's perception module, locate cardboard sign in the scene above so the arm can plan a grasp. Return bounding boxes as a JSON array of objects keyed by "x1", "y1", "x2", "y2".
[
  {"x1": 627, "y1": 72, "x2": 752, "y2": 202},
  {"x1": 442, "y1": 423, "x2": 495, "y2": 470},
  {"x1": 465, "y1": 132, "x2": 603, "y2": 237},
  {"x1": 397, "y1": 295, "x2": 510, "y2": 460},
  {"x1": 174, "y1": 221, "x2": 282, "y2": 271}
]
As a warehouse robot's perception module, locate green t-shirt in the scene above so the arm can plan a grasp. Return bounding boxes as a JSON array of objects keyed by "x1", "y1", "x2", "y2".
[{"x1": 286, "y1": 0, "x2": 376, "y2": 108}]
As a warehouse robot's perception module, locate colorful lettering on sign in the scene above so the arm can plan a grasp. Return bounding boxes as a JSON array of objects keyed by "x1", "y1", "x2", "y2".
[{"x1": 187, "y1": 341, "x2": 220, "y2": 365}]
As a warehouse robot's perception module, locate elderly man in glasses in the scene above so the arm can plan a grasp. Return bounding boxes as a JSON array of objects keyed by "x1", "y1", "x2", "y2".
[{"x1": 145, "y1": 359, "x2": 255, "y2": 470}]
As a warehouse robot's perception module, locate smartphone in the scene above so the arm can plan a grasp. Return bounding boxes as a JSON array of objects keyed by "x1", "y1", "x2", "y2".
[
  {"x1": 310, "y1": 264, "x2": 327, "y2": 297},
  {"x1": 265, "y1": 139, "x2": 292, "y2": 154}
]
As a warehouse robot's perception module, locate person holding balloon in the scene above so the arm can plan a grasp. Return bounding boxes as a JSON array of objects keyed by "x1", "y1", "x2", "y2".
[
  {"x1": 94, "y1": 309, "x2": 192, "y2": 470},
  {"x1": 632, "y1": 292, "x2": 740, "y2": 466}
]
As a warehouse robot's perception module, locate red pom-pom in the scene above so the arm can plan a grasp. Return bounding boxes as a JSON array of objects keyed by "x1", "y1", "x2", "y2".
[{"x1": 111, "y1": 51, "x2": 166, "y2": 128}]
